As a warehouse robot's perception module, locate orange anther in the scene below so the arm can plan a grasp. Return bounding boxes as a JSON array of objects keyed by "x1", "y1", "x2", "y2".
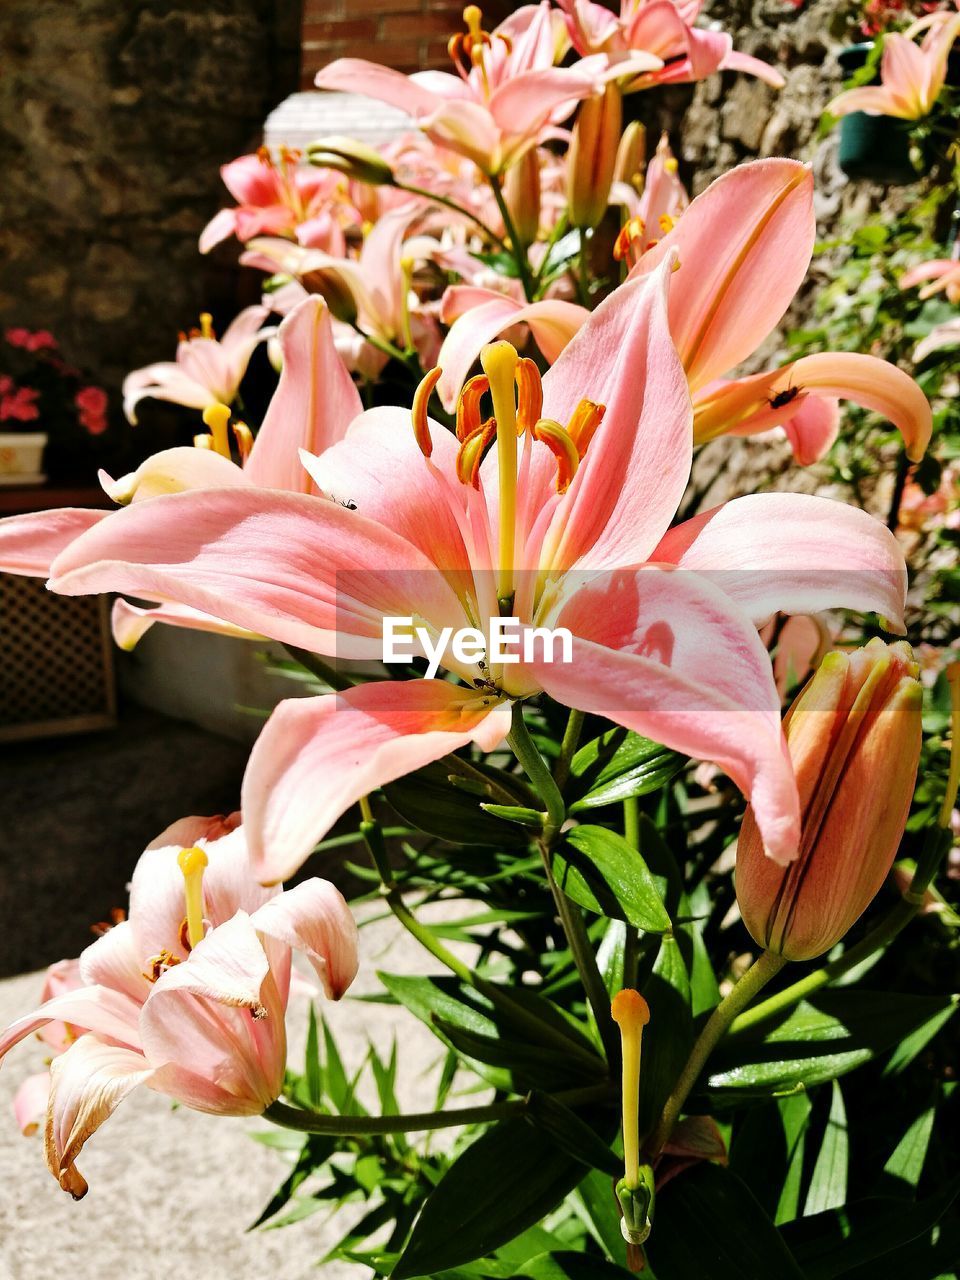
[
  {"x1": 567, "y1": 399, "x2": 606, "y2": 457},
  {"x1": 514, "y1": 358, "x2": 543, "y2": 436},
  {"x1": 456, "y1": 373, "x2": 490, "y2": 441},
  {"x1": 455, "y1": 419, "x2": 496, "y2": 488},
  {"x1": 412, "y1": 367, "x2": 443, "y2": 458},
  {"x1": 532, "y1": 418, "x2": 579, "y2": 494}
]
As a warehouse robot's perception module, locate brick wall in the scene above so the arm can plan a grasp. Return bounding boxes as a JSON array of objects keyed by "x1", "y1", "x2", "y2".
[{"x1": 301, "y1": 0, "x2": 513, "y2": 86}]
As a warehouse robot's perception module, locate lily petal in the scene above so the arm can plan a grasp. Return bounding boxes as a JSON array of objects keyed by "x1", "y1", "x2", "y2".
[
  {"x1": 652, "y1": 493, "x2": 907, "y2": 631},
  {"x1": 45, "y1": 1037, "x2": 154, "y2": 1199},
  {"x1": 111, "y1": 598, "x2": 259, "y2": 651},
  {"x1": 250, "y1": 881, "x2": 360, "y2": 999},
  {"x1": 630, "y1": 160, "x2": 815, "y2": 389},
  {"x1": 0, "y1": 508, "x2": 107, "y2": 577},
  {"x1": 244, "y1": 297, "x2": 362, "y2": 494},
  {"x1": 0, "y1": 986, "x2": 143, "y2": 1062},
  {"x1": 242, "y1": 680, "x2": 512, "y2": 883},
  {"x1": 532, "y1": 565, "x2": 800, "y2": 863}
]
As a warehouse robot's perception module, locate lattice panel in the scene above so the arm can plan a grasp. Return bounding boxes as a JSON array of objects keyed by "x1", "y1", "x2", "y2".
[{"x1": 0, "y1": 573, "x2": 115, "y2": 736}]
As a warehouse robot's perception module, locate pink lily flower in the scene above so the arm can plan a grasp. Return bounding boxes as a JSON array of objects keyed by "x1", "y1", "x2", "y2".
[
  {"x1": 314, "y1": 5, "x2": 614, "y2": 175},
  {"x1": 199, "y1": 147, "x2": 358, "y2": 255},
  {"x1": 122, "y1": 307, "x2": 274, "y2": 424},
  {"x1": 559, "y1": 0, "x2": 785, "y2": 90},
  {"x1": 0, "y1": 298, "x2": 362, "y2": 651},
  {"x1": 611, "y1": 131, "x2": 689, "y2": 240},
  {"x1": 44, "y1": 258, "x2": 908, "y2": 883},
  {"x1": 913, "y1": 317, "x2": 960, "y2": 363},
  {"x1": 901, "y1": 257, "x2": 960, "y2": 304},
  {"x1": 828, "y1": 12, "x2": 960, "y2": 119},
  {"x1": 0, "y1": 813, "x2": 359, "y2": 1198}
]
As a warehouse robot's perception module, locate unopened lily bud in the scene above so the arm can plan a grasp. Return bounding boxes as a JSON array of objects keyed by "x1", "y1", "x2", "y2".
[
  {"x1": 306, "y1": 136, "x2": 395, "y2": 187},
  {"x1": 614, "y1": 120, "x2": 646, "y2": 190},
  {"x1": 737, "y1": 638, "x2": 922, "y2": 962},
  {"x1": 566, "y1": 84, "x2": 622, "y2": 230},
  {"x1": 300, "y1": 267, "x2": 358, "y2": 325},
  {"x1": 503, "y1": 147, "x2": 541, "y2": 246}
]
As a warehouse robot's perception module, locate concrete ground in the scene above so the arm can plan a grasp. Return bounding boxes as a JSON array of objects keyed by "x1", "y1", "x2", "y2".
[{"x1": 0, "y1": 706, "x2": 458, "y2": 1279}]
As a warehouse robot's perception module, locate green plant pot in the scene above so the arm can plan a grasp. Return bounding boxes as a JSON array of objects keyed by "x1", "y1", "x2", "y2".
[{"x1": 835, "y1": 43, "x2": 917, "y2": 185}]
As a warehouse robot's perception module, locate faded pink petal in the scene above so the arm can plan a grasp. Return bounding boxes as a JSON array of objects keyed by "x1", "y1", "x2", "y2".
[
  {"x1": 242, "y1": 680, "x2": 512, "y2": 883},
  {"x1": 0, "y1": 508, "x2": 107, "y2": 577},
  {"x1": 45, "y1": 1037, "x2": 155, "y2": 1199},
  {"x1": 14, "y1": 1072, "x2": 50, "y2": 1137},
  {"x1": 652, "y1": 493, "x2": 907, "y2": 630},
  {"x1": 111, "y1": 598, "x2": 259, "y2": 651},
  {"x1": 78, "y1": 921, "x2": 150, "y2": 1005},
  {"x1": 0, "y1": 987, "x2": 143, "y2": 1062},
  {"x1": 250, "y1": 880, "x2": 360, "y2": 998}
]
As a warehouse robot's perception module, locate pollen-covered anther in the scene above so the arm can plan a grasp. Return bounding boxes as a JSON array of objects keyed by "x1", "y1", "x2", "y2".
[
  {"x1": 232, "y1": 421, "x2": 253, "y2": 463},
  {"x1": 456, "y1": 419, "x2": 497, "y2": 488},
  {"x1": 532, "y1": 418, "x2": 579, "y2": 493},
  {"x1": 614, "y1": 217, "x2": 645, "y2": 263},
  {"x1": 514, "y1": 358, "x2": 543, "y2": 436},
  {"x1": 412, "y1": 366, "x2": 443, "y2": 458},
  {"x1": 567, "y1": 398, "x2": 606, "y2": 457},
  {"x1": 456, "y1": 373, "x2": 490, "y2": 441}
]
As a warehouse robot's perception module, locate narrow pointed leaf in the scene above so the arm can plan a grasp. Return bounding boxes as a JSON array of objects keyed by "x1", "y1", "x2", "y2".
[{"x1": 554, "y1": 825, "x2": 671, "y2": 932}]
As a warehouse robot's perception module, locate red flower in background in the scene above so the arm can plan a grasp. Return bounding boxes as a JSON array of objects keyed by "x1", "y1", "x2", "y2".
[
  {"x1": 75, "y1": 385, "x2": 109, "y2": 435},
  {"x1": 5, "y1": 328, "x2": 58, "y2": 353},
  {"x1": 0, "y1": 381, "x2": 41, "y2": 423}
]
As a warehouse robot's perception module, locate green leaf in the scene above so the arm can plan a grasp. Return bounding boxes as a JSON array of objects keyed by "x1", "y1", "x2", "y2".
[
  {"x1": 804, "y1": 1081, "x2": 847, "y2": 1216},
  {"x1": 553, "y1": 825, "x2": 671, "y2": 932},
  {"x1": 638, "y1": 933, "x2": 692, "y2": 1134},
  {"x1": 568, "y1": 728, "x2": 682, "y2": 812},
  {"x1": 705, "y1": 991, "x2": 957, "y2": 1103},
  {"x1": 777, "y1": 1092, "x2": 813, "y2": 1225},
  {"x1": 574, "y1": 1169, "x2": 629, "y2": 1267},
  {"x1": 883, "y1": 997, "x2": 957, "y2": 1075},
  {"x1": 391, "y1": 1119, "x2": 582, "y2": 1278},
  {"x1": 385, "y1": 763, "x2": 528, "y2": 846},
  {"x1": 781, "y1": 1177, "x2": 960, "y2": 1280},
  {"x1": 304, "y1": 1003, "x2": 322, "y2": 1109},
  {"x1": 877, "y1": 1104, "x2": 937, "y2": 1196},
  {"x1": 525, "y1": 1092, "x2": 620, "y2": 1177},
  {"x1": 518, "y1": 1252, "x2": 632, "y2": 1279},
  {"x1": 248, "y1": 1134, "x2": 334, "y2": 1229},
  {"x1": 481, "y1": 803, "x2": 545, "y2": 828},
  {"x1": 645, "y1": 1164, "x2": 806, "y2": 1280},
  {"x1": 378, "y1": 973, "x2": 603, "y2": 1093}
]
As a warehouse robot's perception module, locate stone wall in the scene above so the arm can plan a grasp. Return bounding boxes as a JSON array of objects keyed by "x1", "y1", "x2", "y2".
[{"x1": 0, "y1": 1, "x2": 301, "y2": 396}]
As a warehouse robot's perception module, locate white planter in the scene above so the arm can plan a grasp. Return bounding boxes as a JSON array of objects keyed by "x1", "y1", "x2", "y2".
[{"x1": 0, "y1": 431, "x2": 47, "y2": 485}]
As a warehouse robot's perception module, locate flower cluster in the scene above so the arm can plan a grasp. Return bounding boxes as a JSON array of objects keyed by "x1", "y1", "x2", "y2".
[{"x1": 0, "y1": 327, "x2": 110, "y2": 437}]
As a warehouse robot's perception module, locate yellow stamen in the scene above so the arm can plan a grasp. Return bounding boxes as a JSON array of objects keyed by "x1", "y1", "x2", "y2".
[
  {"x1": 481, "y1": 341, "x2": 519, "y2": 601},
  {"x1": 412, "y1": 367, "x2": 443, "y2": 458},
  {"x1": 463, "y1": 5, "x2": 483, "y2": 39},
  {"x1": 232, "y1": 420, "x2": 253, "y2": 464},
  {"x1": 177, "y1": 846, "x2": 208, "y2": 950},
  {"x1": 193, "y1": 433, "x2": 214, "y2": 451},
  {"x1": 199, "y1": 312, "x2": 214, "y2": 340},
  {"x1": 399, "y1": 255, "x2": 416, "y2": 352},
  {"x1": 567, "y1": 398, "x2": 606, "y2": 457},
  {"x1": 515, "y1": 358, "x2": 543, "y2": 436},
  {"x1": 532, "y1": 419, "x2": 579, "y2": 493},
  {"x1": 456, "y1": 374, "x2": 490, "y2": 441},
  {"x1": 940, "y1": 662, "x2": 960, "y2": 829},
  {"x1": 611, "y1": 989, "x2": 650, "y2": 1189},
  {"x1": 202, "y1": 402, "x2": 232, "y2": 460}
]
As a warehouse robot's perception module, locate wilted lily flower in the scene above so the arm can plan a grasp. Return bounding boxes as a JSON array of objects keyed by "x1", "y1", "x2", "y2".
[
  {"x1": 0, "y1": 814, "x2": 359, "y2": 1198},
  {"x1": 736, "y1": 639, "x2": 923, "y2": 961}
]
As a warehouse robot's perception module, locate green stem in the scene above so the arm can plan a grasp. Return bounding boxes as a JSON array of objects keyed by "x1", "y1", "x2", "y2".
[
  {"x1": 574, "y1": 227, "x2": 591, "y2": 307},
  {"x1": 646, "y1": 950, "x2": 787, "y2": 1158},
  {"x1": 395, "y1": 180, "x2": 508, "y2": 251},
  {"x1": 348, "y1": 320, "x2": 418, "y2": 369},
  {"x1": 623, "y1": 796, "x2": 640, "y2": 850},
  {"x1": 265, "y1": 1083, "x2": 611, "y2": 1137},
  {"x1": 533, "y1": 211, "x2": 569, "y2": 291},
  {"x1": 731, "y1": 826, "x2": 953, "y2": 1035},
  {"x1": 554, "y1": 708, "x2": 586, "y2": 792},
  {"x1": 507, "y1": 703, "x2": 566, "y2": 841},
  {"x1": 489, "y1": 176, "x2": 537, "y2": 302},
  {"x1": 282, "y1": 644, "x2": 354, "y2": 692},
  {"x1": 622, "y1": 797, "x2": 640, "y2": 989}
]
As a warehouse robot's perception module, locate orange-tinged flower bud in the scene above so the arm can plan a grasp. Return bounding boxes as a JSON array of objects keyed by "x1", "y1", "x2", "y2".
[
  {"x1": 614, "y1": 121, "x2": 646, "y2": 190},
  {"x1": 566, "y1": 84, "x2": 622, "y2": 230},
  {"x1": 503, "y1": 147, "x2": 541, "y2": 247},
  {"x1": 736, "y1": 638, "x2": 922, "y2": 961},
  {"x1": 306, "y1": 136, "x2": 396, "y2": 187}
]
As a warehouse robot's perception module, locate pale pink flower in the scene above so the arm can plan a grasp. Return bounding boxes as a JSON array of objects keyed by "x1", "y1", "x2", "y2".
[
  {"x1": 828, "y1": 11, "x2": 960, "y2": 119},
  {"x1": 122, "y1": 307, "x2": 274, "y2": 424},
  {"x1": 200, "y1": 147, "x2": 358, "y2": 255},
  {"x1": 0, "y1": 813, "x2": 359, "y2": 1198},
  {"x1": 901, "y1": 256, "x2": 960, "y2": 304},
  {"x1": 45, "y1": 259, "x2": 908, "y2": 883},
  {"x1": 559, "y1": 0, "x2": 785, "y2": 90},
  {"x1": 315, "y1": 4, "x2": 610, "y2": 175}
]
